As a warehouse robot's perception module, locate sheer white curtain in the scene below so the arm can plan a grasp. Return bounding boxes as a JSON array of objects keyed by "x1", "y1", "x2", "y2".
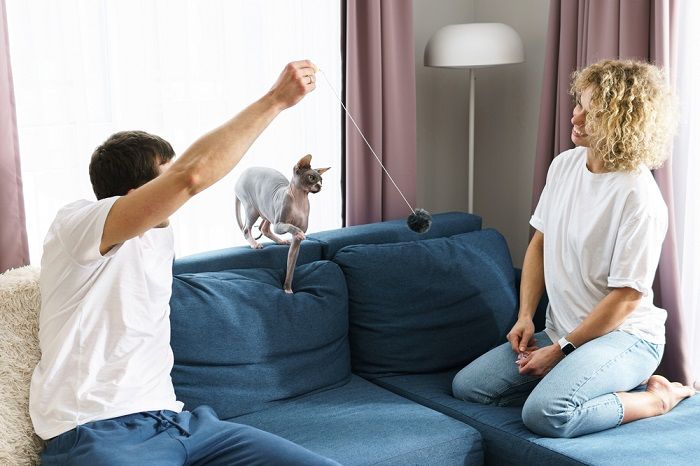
[
  {"x1": 6, "y1": 0, "x2": 342, "y2": 261},
  {"x1": 673, "y1": 0, "x2": 700, "y2": 389}
]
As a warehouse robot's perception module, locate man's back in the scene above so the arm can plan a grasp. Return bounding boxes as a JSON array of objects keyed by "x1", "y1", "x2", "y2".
[{"x1": 30, "y1": 197, "x2": 183, "y2": 440}]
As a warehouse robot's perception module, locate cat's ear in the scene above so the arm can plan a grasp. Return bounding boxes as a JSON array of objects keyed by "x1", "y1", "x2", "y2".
[
  {"x1": 316, "y1": 167, "x2": 331, "y2": 175},
  {"x1": 295, "y1": 154, "x2": 312, "y2": 172}
]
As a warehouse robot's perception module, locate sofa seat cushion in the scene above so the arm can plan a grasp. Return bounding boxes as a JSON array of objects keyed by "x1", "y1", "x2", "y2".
[
  {"x1": 333, "y1": 229, "x2": 518, "y2": 377},
  {"x1": 309, "y1": 211, "x2": 482, "y2": 259},
  {"x1": 371, "y1": 370, "x2": 700, "y2": 466},
  {"x1": 170, "y1": 260, "x2": 351, "y2": 419},
  {"x1": 229, "y1": 375, "x2": 483, "y2": 466}
]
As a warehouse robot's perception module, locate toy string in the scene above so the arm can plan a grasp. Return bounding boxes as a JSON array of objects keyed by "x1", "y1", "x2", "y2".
[{"x1": 317, "y1": 68, "x2": 415, "y2": 215}]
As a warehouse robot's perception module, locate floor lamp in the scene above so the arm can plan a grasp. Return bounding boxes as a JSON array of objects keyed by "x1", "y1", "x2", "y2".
[{"x1": 424, "y1": 23, "x2": 524, "y2": 214}]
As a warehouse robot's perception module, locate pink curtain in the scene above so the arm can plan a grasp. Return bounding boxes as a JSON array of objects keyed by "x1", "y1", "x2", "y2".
[
  {"x1": 534, "y1": 0, "x2": 690, "y2": 384},
  {"x1": 0, "y1": 0, "x2": 29, "y2": 273},
  {"x1": 345, "y1": 0, "x2": 417, "y2": 225}
]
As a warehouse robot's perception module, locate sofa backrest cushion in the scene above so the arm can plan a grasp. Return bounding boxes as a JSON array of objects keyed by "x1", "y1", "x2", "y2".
[
  {"x1": 309, "y1": 211, "x2": 482, "y2": 259},
  {"x1": 173, "y1": 241, "x2": 323, "y2": 275},
  {"x1": 333, "y1": 229, "x2": 518, "y2": 377},
  {"x1": 170, "y1": 260, "x2": 351, "y2": 419}
]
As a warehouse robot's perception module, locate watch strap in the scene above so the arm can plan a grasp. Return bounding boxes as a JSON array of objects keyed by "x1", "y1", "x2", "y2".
[{"x1": 557, "y1": 336, "x2": 576, "y2": 356}]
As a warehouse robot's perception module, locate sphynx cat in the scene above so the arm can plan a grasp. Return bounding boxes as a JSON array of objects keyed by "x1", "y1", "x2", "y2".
[{"x1": 234, "y1": 154, "x2": 330, "y2": 294}]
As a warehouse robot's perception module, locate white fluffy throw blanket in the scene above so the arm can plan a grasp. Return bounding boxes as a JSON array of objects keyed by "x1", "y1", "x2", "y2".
[{"x1": 0, "y1": 266, "x2": 44, "y2": 465}]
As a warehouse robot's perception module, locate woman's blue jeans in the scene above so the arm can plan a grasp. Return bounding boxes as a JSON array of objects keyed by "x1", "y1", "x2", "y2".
[{"x1": 452, "y1": 330, "x2": 663, "y2": 438}]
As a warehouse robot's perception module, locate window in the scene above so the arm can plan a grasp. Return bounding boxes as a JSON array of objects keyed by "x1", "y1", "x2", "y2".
[
  {"x1": 7, "y1": 0, "x2": 342, "y2": 261},
  {"x1": 674, "y1": 0, "x2": 700, "y2": 388}
]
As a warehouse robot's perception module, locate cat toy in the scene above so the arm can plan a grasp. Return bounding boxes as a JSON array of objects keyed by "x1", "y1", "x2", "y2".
[{"x1": 317, "y1": 68, "x2": 432, "y2": 234}]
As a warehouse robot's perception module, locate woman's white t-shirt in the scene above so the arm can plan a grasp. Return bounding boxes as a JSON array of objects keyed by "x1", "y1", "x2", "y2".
[
  {"x1": 530, "y1": 146, "x2": 668, "y2": 345},
  {"x1": 29, "y1": 197, "x2": 184, "y2": 440}
]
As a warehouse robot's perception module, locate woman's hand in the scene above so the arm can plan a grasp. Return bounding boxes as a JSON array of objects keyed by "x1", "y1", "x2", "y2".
[
  {"x1": 518, "y1": 344, "x2": 564, "y2": 376},
  {"x1": 506, "y1": 318, "x2": 537, "y2": 353}
]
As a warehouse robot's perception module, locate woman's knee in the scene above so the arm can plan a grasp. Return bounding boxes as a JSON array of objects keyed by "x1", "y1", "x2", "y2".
[
  {"x1": 452, "y1": 365, "x2": 491, "y2": 403},
  {"x1": 452, "y1": 366, "x2": 478, "y2": 401},
  {"x1": 521, "y1": 391, "x2": 575, "y2": 438}
]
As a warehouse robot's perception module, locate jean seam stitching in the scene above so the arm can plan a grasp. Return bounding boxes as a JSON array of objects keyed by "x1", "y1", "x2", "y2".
[
  {"x1": 610, "y1": 392, "x2": 625, "y2": 426},
  {"x1": 563, "y1": 336, "x2": 643, "y2": 421},
  {"x1": 570, "y1": 339, "x2": 641, "y2": 397}
]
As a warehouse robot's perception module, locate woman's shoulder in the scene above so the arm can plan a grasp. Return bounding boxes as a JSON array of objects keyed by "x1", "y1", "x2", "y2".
[
  {"x1": 552, "y1": 146, "x2": 585, "y2": 167},
  {"x1": 547, "y1": 146, "x2": 585, "y2": 178},
  {"x1": 619, "y1": 169, "x2": 667, "y2": 220}
]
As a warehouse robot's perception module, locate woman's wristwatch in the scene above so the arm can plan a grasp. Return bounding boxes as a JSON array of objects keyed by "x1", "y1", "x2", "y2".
[{"x1": 557, "y1": 336, "x2": 576, "y2": 356}]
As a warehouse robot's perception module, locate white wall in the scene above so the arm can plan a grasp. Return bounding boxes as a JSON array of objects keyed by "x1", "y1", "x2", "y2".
[
  {"x1": 413, "y1": 0, "x2": 475, "y2": 214},
  {"x1": 413, "y1": 0, "x2": 549, "y2": 267}
]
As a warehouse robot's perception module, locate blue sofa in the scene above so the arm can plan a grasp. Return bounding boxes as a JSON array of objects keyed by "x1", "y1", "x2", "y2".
[{"x1": 169, "y1": 212, "x2": 700, "y2": 465}]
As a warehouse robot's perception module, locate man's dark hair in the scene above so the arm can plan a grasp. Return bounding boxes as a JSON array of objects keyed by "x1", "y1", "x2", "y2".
[{"x1": 89, "y1": 131, "x2": 176, "y2": 200}]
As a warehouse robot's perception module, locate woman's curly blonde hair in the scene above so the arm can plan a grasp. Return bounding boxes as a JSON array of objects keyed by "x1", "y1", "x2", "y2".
[{"x1": 570, "y1": 59, "x2": 676, "y2": 172}]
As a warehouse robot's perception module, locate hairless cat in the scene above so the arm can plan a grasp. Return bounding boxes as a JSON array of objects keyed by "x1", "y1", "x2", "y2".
[{"x1": 234, "y1": 154, "x2": 329, "y2": 293}]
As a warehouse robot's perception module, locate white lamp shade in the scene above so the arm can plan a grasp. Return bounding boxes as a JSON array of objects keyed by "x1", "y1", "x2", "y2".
[{"x1": 424, "y1": 23, "x2": 524, "y2": 68}]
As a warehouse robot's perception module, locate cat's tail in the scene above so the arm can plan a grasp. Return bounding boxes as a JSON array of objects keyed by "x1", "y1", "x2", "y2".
[{"x1": 234, "y1": 196, "x2": 244, "y2": 232}]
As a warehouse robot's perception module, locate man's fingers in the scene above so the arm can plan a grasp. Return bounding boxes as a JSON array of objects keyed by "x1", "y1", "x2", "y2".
[
  {"x1": 292, "y1": 60, "x2": 318, "y2": 77},
  {"x1": 299, "y1": 67, "x2": 317, "y2": 83},
  {"x1": 292, "y1": 59, "x2": 316, "y2": 70}
]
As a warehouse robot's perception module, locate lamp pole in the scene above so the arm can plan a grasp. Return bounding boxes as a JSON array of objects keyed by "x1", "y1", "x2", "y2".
[
  {"x1": 424, "y1": 23, "x2": 524, "y2": 215},
  {"x1": 468, "y1": 68, "x2": 475, "y2": 214}
]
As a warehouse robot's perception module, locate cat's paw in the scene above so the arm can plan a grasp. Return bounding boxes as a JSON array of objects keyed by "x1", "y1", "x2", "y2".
[
  {"x1": 294, "y1": 232, "x2": 306, "y2": 242},
  {"x1": 284, "y1": 288, "x2": 293, "y2": 294},
  {"x1": 250, "y1": 242, "x2": 263, "y2": 249}
]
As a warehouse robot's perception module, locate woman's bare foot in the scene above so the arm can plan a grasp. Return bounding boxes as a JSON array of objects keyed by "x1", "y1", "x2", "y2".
[{"x1": 645, "y1": 375, "x2": 696, "y2": 414}]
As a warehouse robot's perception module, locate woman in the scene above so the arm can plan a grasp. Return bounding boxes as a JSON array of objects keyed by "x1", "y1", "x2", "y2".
[{"x1": 452, "y1": 59, "x2": 695, "y2": 438}]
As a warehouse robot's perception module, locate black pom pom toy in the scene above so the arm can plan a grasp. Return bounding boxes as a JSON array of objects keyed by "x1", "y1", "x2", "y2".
[
  {"x1": 318, "y1": 68, "x2": 433, "y2": 235},
  {"x1": 407, "y1": 208, "x2": 432, "y2": 234}
]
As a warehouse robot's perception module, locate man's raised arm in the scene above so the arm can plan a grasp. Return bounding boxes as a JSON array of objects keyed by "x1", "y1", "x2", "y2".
[{"x1": 99, "y1": 60, "x2": 317, "y2": 255}]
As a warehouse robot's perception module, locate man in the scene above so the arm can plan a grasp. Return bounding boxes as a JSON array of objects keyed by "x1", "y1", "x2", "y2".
[{"x1": 30, "y1": 60, "x2": 339, "y2": 465}]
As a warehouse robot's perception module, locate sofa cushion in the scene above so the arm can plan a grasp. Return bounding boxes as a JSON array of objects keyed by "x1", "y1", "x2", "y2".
[
  {"x1": 230, "y1": 375, "x2": 483, "y2": 466},
  {"x1": 372, "y1": 370, "x2": 700, "y2": 466},
  {"x1": 333, "y1": 229, "x2": 518, "y2": 377},
  {"x1": 309, "y1": 211, "x2": 482, "y2": 259},
  {"x1": 173, "y1": 241, "x2": 323, "y2": 274},
  {"x1": 170, "y1": 260, "x2": 351, "y2": 419}
]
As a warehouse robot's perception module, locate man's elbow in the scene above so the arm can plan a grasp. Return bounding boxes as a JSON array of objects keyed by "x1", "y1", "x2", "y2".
[{"x1": 169, "y1": 164, "x2": 202, "y2": 197}]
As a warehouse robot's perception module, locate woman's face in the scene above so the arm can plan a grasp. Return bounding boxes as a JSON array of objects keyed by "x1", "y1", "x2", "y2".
[{"x1": 571, "y1": 87, "x2": 593, "y2": 147}]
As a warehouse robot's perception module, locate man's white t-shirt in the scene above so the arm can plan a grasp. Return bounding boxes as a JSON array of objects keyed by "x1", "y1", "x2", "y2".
[
  {"x1": 29, "y1": 197, "x2": 184, "y2": 440},
  {"x1": 530, "y1": 146, "x2": 668, "y2": 345}
]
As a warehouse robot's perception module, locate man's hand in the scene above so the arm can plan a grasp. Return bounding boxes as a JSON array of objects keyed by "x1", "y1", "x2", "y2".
[
  {"x1": 518, "y1": 344, "x2": 564, "y2": 377},
  {"x1": 267, "y1": 60, "x2": 318, "y2": 110},
  {"x1": 506, "y1": 318, "x2": 536, "y2": 353}
]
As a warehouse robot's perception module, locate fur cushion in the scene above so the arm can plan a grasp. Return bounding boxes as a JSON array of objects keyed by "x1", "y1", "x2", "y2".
[{"x1": 0, "y1": 266, "x2": 44, "y2": 465}]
